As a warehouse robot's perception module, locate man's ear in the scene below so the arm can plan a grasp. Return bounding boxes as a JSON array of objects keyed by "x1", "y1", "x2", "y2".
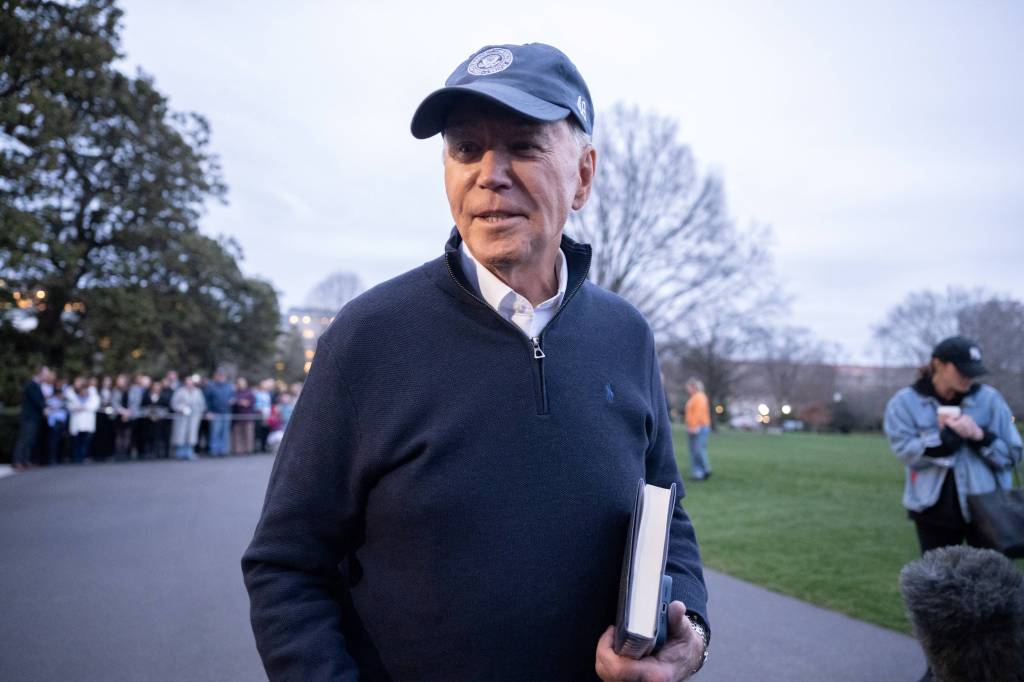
[{"x1": 572, "y1": 145, "x2": 597, "y2": 211}]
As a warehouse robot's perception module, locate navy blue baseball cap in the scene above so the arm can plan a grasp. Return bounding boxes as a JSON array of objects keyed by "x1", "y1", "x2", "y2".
[
  {"x1": 932, "y1": 335, "x2": 989, "y2": 378},
  {"x1": 410, "y1": 43, "x2": 594, "y2": 139}
]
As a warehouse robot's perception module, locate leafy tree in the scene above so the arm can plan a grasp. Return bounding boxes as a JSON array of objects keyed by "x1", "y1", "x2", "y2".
[{"x1": 0, "y1": 0, "x2": 279, "y2": 386}]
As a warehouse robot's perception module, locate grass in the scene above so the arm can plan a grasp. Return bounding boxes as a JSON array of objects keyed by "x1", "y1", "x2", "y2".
[{"x1": 672, "y1": 426, "x2": 920, "y2": 633}]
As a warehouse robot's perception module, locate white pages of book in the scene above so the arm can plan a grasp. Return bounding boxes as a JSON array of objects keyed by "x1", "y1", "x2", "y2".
[{"x1": 625, "y1": 484, "x2": 673, "y2": 637}]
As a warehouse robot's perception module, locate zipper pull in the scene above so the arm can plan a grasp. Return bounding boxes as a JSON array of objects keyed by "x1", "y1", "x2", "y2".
[{"x1": 531, "y1": 337, "x2": 546, "y2": 359}]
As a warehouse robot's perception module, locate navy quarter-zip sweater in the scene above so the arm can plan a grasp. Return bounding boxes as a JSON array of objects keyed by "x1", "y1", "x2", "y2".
[{"x1": 242, "y1": 231, "x2": 708, "y2": 681}]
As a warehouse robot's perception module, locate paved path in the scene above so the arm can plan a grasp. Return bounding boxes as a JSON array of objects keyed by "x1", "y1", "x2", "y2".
[{"x1": 0, "y1": 456, "x2": 925, "y2": 681}]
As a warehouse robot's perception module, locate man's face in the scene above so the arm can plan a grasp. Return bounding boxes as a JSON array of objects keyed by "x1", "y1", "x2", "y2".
[{"x1": 442, "y1": 99, "x2": 595, "y2": 275}]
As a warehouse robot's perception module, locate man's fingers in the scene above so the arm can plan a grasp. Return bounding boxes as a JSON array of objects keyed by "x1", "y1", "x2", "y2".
[
  {"x1": 665, "y1": 600, "x2": 691, "y2": 642},
  {"x1": 595, "y1": 626, "x2": 630, "y2": 681}
]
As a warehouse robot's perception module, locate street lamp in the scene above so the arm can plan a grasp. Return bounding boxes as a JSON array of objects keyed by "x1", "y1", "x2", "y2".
[{"x1": 781, "y1": 404, "x2": 792, "y2": 416}]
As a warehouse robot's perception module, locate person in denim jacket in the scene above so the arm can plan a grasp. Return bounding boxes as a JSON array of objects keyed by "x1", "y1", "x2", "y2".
[{"x1": 885, "y1": 336, "x2": 1023, "y2": 554}]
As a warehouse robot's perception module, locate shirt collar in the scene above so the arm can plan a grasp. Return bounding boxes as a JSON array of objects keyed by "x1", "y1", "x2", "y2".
[{"x1": 458, "y1": 241, "x2": 567, "y2": 313}]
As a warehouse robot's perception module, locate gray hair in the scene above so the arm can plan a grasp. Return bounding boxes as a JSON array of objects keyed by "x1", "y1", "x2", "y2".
[
  {"x1": 686, "y1": 378, "x2": 705, "y2": 393},
  {"x1": 568, "y1": 118, "x2": 592, "y2": 152},
  {"x1": 899, "y1": 545, "x2": 1024, "y2": 681}
]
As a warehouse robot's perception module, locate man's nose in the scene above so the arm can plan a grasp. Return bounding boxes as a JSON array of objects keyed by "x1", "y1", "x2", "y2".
[{"x1": 476, "y1": 148, "x2": 512, "y2": 190}]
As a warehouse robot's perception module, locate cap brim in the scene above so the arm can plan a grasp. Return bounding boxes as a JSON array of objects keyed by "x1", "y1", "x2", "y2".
[
  {"x1": 410, "y1": 82, "x2": 571, "y2": 139},
  {"x1": 955, "y1": 361, "x2": 989, "y2": 378}
]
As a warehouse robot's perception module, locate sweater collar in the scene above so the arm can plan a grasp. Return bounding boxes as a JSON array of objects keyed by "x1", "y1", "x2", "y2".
[
  {"x1": 458, "y1": 240, "x2": 568, "y2": 313},
  {"x1": 442, "y1": 227, "x2": 591, "y2": 304}
]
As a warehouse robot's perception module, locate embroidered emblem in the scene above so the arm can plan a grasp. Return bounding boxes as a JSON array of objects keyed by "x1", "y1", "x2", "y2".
[
  {"x1": 576, "y1": 95, "x2": 588, "y2": 124},
  {"x1": 467, "y1": 48, "x2": 514, "y2": 76},
  {"x1": 970, "y1": 346, "x2": 982, "y2": 361}
]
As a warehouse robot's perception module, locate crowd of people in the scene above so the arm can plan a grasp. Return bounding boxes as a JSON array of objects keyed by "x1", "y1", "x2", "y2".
[{"x1": 10, "y1": 366, "x2": 301, "y2": 470}]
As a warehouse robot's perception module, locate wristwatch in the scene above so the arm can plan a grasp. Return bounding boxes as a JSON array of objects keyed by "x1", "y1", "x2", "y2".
[{"x1": 686, "y1": 614, "x2": 710, "y2": 674}]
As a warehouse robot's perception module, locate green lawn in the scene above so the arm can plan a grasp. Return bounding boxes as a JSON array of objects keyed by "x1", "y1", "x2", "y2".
[{"x1": 673, "y1": 426, "x2": 920, "y2": 633}]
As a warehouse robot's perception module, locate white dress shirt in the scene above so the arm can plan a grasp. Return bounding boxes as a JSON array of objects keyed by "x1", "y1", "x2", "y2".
[{"x1": 459, "y1": 242, "x2": 568, "y2": 339}]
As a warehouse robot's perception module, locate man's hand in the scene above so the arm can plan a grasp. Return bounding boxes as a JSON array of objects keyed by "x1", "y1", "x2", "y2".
[
  {"x1": 947, "y1": 414, "x2": 984, "y2": 442},
  {"x1": 595, "y1": 601, "x2": 706, "y2": 682}
]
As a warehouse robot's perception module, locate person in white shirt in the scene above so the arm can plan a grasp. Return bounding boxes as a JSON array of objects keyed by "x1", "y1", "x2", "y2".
[{"x1": 65, "y1": 377, "x2": 100, "y2": 464}]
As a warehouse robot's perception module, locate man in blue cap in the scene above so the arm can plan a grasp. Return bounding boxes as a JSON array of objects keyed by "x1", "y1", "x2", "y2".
[{"x1": 244, "y1": 43, "x2": 709, "y2": 681}]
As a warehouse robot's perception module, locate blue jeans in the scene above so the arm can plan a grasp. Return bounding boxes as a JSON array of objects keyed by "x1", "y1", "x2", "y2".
[
  {"x1": 72, "y1": 432, "x2": 93, "y2": 464},
  {"x1": 688, "y1": 427, "x2": 711, "y2": 478},
  {"x1": 209, "y1": 414, "x2": 230, "y2": 456}
]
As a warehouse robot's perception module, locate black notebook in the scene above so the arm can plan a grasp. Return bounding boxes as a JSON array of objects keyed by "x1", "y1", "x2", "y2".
[{"x1": 613, "y1": 478, "x2": 677, "y2": 659}]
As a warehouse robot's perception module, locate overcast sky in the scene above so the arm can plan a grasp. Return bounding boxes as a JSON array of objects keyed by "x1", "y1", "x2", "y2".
[{"x1": 117, "y1": 0, "x2": 1023, "y2": 363}]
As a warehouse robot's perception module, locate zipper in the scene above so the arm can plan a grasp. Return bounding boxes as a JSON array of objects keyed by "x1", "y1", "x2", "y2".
[
  {"x1": 530, "y1": 337, "x2": 545, "y2": 359},
  {"x1": 444, "y1": 249, "x2": 591, "y2": 416},
  {"x1": 530, "y1": 336, "x2": 548, "y2": 415}
]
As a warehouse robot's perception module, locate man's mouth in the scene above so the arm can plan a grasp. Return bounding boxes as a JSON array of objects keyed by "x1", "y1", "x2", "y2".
[{"x1": 475, "y1": 211, "x2": 524, "y2": 223}]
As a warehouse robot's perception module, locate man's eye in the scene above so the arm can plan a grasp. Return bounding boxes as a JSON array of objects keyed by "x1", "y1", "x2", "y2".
[{"x1": 452, "y1": 142, "x2": 479, "y2": 157}]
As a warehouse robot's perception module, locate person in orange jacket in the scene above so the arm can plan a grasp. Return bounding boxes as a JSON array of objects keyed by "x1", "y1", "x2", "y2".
[{"x1": 685, "y1": 378, "x2": 712, "y2": 480}]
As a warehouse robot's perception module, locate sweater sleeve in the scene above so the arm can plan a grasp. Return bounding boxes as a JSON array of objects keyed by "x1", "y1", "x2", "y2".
[
  {"x1": 241, "y1": 333, "x2": 367, "y2": 681},
  {"x1": 643, "y1": 345, "x2": 710, "y2": 638}
]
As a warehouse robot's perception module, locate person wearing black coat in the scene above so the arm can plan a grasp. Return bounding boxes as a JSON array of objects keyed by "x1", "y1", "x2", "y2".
[{"x1": 12, "y1": 367, "x2": 49, "y2": 471}]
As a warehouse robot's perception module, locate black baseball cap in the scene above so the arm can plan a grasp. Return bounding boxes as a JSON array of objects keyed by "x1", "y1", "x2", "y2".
[
  {"x1": 410, "y1": 43, "x2": 594, "y2": 139},
  {"x1": 932, "y1": 336, "x2": 989, "y2": 378}
]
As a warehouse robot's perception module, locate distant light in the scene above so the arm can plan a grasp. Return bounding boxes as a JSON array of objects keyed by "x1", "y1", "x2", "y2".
[
  {"x1": 757, "y1": 403, "x2": 770, "y2": 417},
  {"x1": 320, "y1": 317, "x2": 329, "y2": 325},
  {"x1": 302, "y1": 315, "x2": 311, "y2": 324},
  {"x1": 274, "y1": 361, "x2": 285, "y2": 371},
  {"x1": 781, "y1": 404, "x2": 792, "y2": 415},
  {"x1": 304, "y1": 350, "x2": 315, "y2": 360},
  {"x1": 763, "y1": 416, "x2": 771, "y2": 424},
  {"x1": 833, "y1": 392, "x2": 843, "y2": 403},
  {"x1": 288, "y1": 315, "x2": 299, "y2": 325},
  {"x1": 714, "y1": 404, "x2": 724, "y2": 415},
  {"x1": 35, "y1": 289, "x2": 45, "y2": 300},
  {"x1": 302, "y1": 329, "x2": 315, "y2": 339},
  {"x1": 303, "y1": 361, "x2": 312, "y2": 373},
  {"x1": 131, "y1": 348, "x2": 143, "y2": 359}
]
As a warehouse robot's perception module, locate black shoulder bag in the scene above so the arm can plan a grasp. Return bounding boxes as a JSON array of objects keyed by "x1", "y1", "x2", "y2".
[{"x1": 967, "y1": 456, "x2": 1024, "y2": 558}]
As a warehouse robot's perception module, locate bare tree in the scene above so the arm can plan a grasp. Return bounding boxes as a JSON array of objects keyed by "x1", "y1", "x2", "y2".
[
  {"x1": 305, "y1": 271, "x2": 363, "y2": 312},
  {"x1": 659, "y1": 283, "x2": 789, "y2": 423},
  {"x1": 958, "y1": 298, "x2": 1024, "y2": 412},
  {"x1": 568, "y1": 103, "x2": 772, "y2": 338},
  {"x1": 755, "y1": 325, "x2": 833, "y2": 408},
  {"x1": 872, "y1": 287, "x2": 987, "y2": 365},
  {"x1": 873, "y1": 287, "x2": 1024, "y2": 413}
]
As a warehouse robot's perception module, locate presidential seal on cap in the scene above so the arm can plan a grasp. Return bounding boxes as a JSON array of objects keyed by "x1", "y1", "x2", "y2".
[
  {"x1": 410, "y1": 43, "x2": 594, "y2": 139},
  {"x1": 932, "y1": 336, "x2": 989, "y2": 378}
]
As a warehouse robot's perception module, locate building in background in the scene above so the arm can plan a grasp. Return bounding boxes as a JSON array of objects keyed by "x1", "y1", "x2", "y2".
[{"x1": 278, "y1": 307, "x2": 335, "y2": 378}]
